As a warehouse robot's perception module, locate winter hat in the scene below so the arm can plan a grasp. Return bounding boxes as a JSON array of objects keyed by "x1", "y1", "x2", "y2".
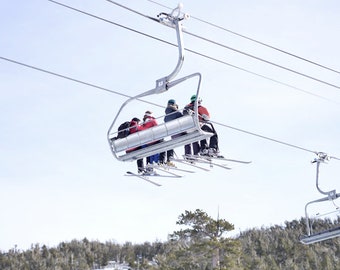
[
  {"x1": 168, "y1": 99, "x2": 176, "y2": 105},
  {"x1": 143, "y1": 111, "x2": 153, "y2": 121},
  {"x1": 190, "y1": 94, "x2": 202, "y2": 103},
  {"x1": 144, "y1": 111, "x2": 153, "y2": 117},
  {"x1": 131, "y1": 117, "x2": 140, "y2": 122}
]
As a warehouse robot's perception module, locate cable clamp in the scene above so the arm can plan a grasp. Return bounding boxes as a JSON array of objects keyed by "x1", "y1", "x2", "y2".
[
  {"x1": 312, "y1": 152, "x2": 330, "y2": 163},
  {"x1": 157, "y1": 3, "x2": 189, "y2": 27}
]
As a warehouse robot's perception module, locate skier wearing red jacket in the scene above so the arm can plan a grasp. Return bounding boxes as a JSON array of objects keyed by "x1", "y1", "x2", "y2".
[
  {"x1": 142, "y1": 111, "x2": 166, "y2": 166},
  {"x1": 184, "y1": 95, "x2": 223, "y2": 158},
  {"x1": 127, "y1": 117, "x2": 146, "y2": 173}
]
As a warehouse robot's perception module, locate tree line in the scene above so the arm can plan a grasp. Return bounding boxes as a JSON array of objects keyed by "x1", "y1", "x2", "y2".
[{"x1": 1, "y1": 209, "x2": 339, "y2": 269}]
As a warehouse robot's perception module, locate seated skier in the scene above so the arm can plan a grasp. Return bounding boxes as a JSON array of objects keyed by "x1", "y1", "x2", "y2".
[{"x1": 183, "y1": 94, "x2": 223, "y2": 158}]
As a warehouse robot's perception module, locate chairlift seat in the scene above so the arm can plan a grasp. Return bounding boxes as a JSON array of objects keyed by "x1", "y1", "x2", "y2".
[
  {"x1": 109, "y1": 114, "x2": 213, "y2": 161},
  {"x1": 300, "y1": 226, "x2": 340, "y2": 245}
]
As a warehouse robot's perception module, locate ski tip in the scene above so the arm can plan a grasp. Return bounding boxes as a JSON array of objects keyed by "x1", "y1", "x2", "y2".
[{"x1": 126, "y1": 171, "x2": 162, "y2": 186}]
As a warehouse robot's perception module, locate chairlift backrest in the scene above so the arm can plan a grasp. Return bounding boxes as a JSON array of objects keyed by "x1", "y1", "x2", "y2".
[{"x1": 109, "y1": 114, "x2": 213, "y2": 161}]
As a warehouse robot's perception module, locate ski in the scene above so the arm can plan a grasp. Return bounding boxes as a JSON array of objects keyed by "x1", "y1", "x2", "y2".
[
  {"x1": 147, "y1": 164, "x2": 183, "y2": 177},
  {"x1": 194, "y1": 158, "x2": 231, "y2": 170},
  {"x1": 150, "y1": 163, "x2": 195, "y2": 174},
  {"x1": 183, "y1": 155, "x2": 231, "y2": 170},
  {"x1": 164, "y1": 166, "x2": 195, "y2": 174},
  {"x1": 214, "y1": 157, "x2": 251, "y2": 164},
  {"x1": 126, "y1": 171, "x2": 161, "y2": 186},
  {"x1": 185, "y1": 154, "x2": 251, "y2": 164},
  {"x1": 171, "y1": 158, "x2": 211, "y2": 171}
]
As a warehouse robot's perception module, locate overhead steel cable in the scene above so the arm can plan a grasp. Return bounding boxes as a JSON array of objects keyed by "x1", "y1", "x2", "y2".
[
  {"x1": 184, "y1": 30, "x2": 340, "y2": 91},
  {"x1": 1, "y1": 55, "x2": 339, "y2": 161},
  {"x1": 211, "y1": 119, "x2": 317, "y2": 155},
  {"x1": 104, "y1": 0, "x2": 159, "y2": 23},
  {"x1": 146, "y1": 0, "x2": 340, "y2": 76},
  {"x1": 46, "y1": 0, "x2": 340, "y2": 104},
  {"x1": 103, "y1": 0, "x2": 340, "y2": 91},
  {"x1": 0, "y1": 56, "x2": 163, "y2": 108}
]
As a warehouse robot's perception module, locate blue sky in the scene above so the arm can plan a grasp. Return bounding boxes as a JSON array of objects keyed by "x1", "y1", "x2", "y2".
[{"x1": 1, "y1": 0, "x2": 340, "y2": 251}]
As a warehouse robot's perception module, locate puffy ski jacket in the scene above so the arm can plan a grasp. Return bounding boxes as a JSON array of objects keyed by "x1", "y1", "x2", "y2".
[
  {"x1": 126, "y1": 119, "x2": 145, "y2": 153},
  {"x1": 142, "y1": 116, "x2": 158, "y2": 129},
  {"x1": 129, "y1": 119, "x2": 144, "y2": 134},
  {"x1": 164, "y1": 105, "x2": 183, "y2": 122},
  {"x1": 184, "y1": 102, "x2": 210, "y2": 121},
  {"x1": 142, "y1": 116, "x2": 161, "y2": 145}
]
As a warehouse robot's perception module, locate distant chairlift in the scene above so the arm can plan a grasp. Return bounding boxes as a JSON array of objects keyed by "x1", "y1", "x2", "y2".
[
  {"x1": 107, "y1": 5, "x2": 213, "y2": 162},
  {"x1": 300, "y1": 152, "x2": 340, "y2": 245}
]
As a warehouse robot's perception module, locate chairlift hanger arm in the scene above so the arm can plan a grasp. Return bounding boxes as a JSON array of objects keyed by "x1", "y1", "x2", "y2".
[
  {"x1": 156, "y1": 6, "x2": 188, "y2": 91},
  {"x1": 107, "y1": 5, "x2": 187, "y2": 138},
  {"x1": 312, "y1": 152, "x2": 337, "y2": 197}
]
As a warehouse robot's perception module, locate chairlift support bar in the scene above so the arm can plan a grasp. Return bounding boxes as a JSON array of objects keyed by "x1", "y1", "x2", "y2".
[
  {"x1": 301, "y1": 195, "x2": 340, "y2": 244},
  {"x1": 300, "y1": 153, "x2": 340, "y2": 244},
  {"x1": 313, "y1": 152, "x2": 336, "y2": 197},
  {"x1": 300, "y1": 225, "x2": 340, "y2": 245},
  {"x1": 107, "y1": 5, "x2": 213, "y2": 162}
]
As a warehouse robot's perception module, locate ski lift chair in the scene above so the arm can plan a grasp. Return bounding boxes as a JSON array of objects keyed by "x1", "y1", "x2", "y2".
[
  {"x1": 300, "y1": 153, "x2": 340, "y2": 244},
  {"x1": 107, "y1": 5, "x2": 213, "y2": 162}
]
